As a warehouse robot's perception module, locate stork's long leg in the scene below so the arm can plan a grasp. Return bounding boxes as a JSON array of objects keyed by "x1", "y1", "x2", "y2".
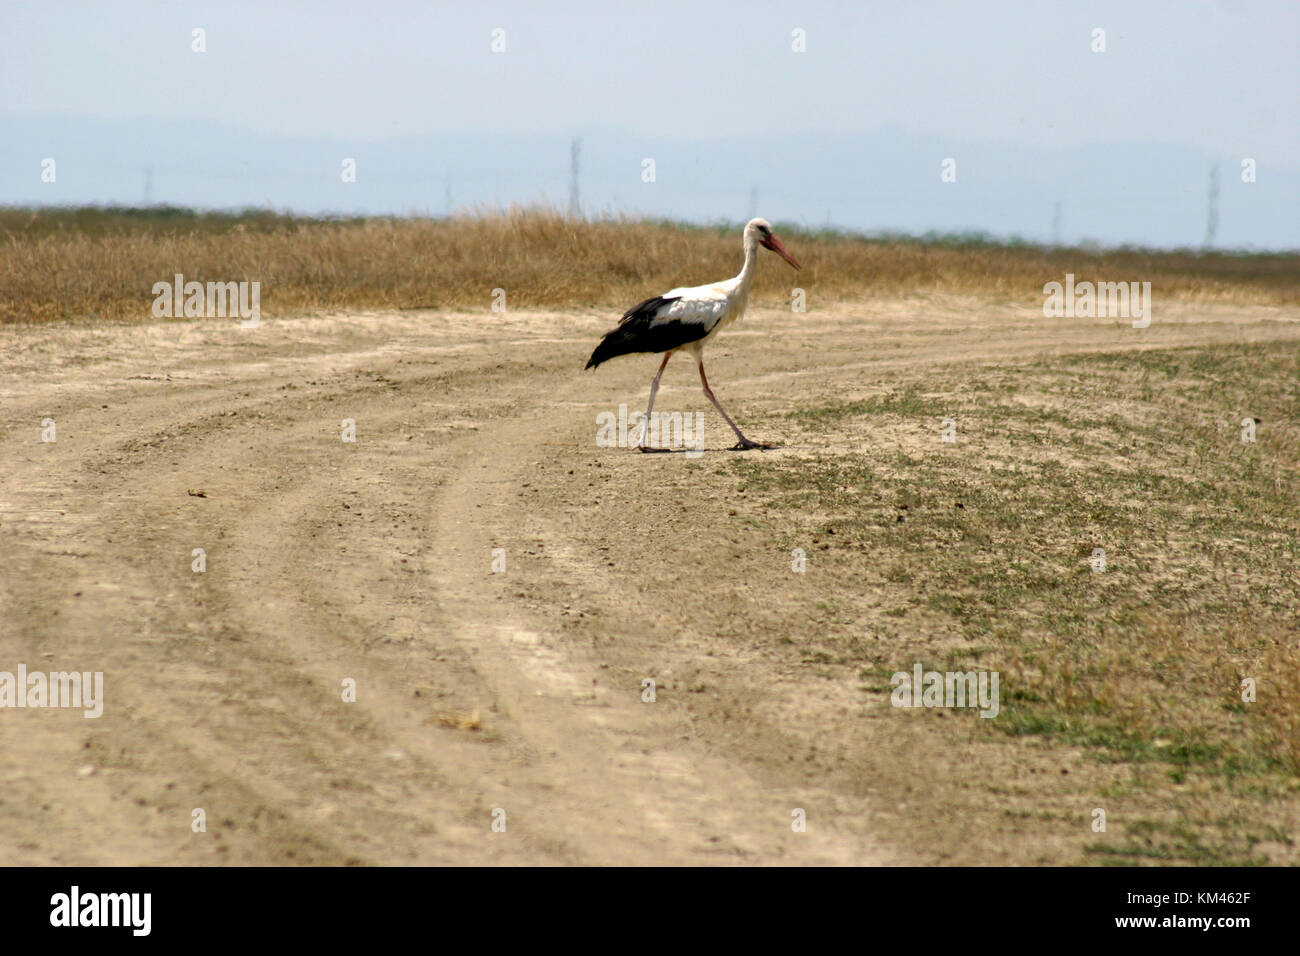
[
  {"x1": 637, "y1": 352, "x2": 673, "y2": 451},
  {"x1": 699, "y1": 360, "x2": 771, "y2": 451}
]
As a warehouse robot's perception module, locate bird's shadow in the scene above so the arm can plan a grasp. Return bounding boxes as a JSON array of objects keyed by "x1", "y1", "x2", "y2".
[{"x1": 637, "y1": 443, "x2": 780, "y2": 455}]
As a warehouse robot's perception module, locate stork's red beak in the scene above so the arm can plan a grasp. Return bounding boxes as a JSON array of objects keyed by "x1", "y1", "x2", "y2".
[{"x1": 761, "y1": 233, "x2": 802, "y2": 270}]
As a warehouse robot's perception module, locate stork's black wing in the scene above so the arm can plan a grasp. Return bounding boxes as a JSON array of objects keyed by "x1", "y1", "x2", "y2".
[{"x1": 585, "y1": 295, "x2": 716, "y2": 369}]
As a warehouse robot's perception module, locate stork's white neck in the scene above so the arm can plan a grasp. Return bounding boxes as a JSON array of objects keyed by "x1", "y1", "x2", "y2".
[{"x1": 736, "y1": 228, "x2": 760, "y2": 289}]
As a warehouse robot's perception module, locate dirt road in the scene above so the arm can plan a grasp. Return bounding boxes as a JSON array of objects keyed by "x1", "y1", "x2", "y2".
[{"x1": 2, "y1": 297, "x2": 1296, "y2": 864}]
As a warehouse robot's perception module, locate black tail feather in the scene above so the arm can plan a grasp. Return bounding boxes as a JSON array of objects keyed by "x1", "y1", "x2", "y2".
[
  {"x1": 585, "y1": 328, "x2": 638, "y2": 369},
  {"x1": 586, "y1": 294, "x2": 689, "y2": 369}
]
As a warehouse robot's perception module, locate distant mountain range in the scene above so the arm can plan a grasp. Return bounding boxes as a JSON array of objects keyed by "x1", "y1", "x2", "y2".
[{"x1": 2, "y1": 114, "x2": 1296, "y2": 250}]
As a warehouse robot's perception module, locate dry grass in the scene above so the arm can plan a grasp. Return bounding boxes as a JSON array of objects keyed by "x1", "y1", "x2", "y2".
[
  {"x1": 3, "y1": 205, "x2": 1299, "y2": 324},
  {"x1": 729, "y1": 341, "x2": 1300, "y2": 863},
  {"x1": 428, "y1": 707, "x2": 482, "y2": 732},
  {"x1": 1261, "y1": 638, "x2": 1300, "y2": 773}
]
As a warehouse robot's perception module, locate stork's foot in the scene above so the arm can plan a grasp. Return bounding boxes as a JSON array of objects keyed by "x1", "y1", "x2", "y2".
[{"x1": 729, "y1": 438, "x2": 774, "y2": 451}]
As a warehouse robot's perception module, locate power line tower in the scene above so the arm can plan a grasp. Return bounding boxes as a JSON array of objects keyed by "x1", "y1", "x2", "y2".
[
  {"x1": 1203, "y1": 165, "x2": 1219, "y2": 248},
  {"x1": 569, "y1": 137, "x2": 581, "y2": 219}
]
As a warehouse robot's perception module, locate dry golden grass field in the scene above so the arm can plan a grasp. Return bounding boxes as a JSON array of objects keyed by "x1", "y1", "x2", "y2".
[
  {"x1": 0, "y1": 208, "x2": 1296, "y2": 865},
  {"x1": 3, "y1": 206, "x2": 1299, "y2": 324}
]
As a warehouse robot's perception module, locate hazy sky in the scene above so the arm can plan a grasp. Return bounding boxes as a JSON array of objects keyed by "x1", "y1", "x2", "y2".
[
  {"x1": 2, "y1": 2, "x2": 1296, "y2": 247},
  {"x1": 3, "y1": 0, "x2": 1296, "y2": 160}
]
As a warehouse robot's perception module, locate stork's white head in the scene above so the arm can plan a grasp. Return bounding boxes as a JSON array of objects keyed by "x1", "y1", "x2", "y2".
[{"x1": 746, "y1": 218, "x2": 802, "y2": 270}]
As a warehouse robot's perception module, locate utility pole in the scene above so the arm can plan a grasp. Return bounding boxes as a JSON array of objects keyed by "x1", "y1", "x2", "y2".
[
  {"x1": 444, "y1": 176, "x2": 452, "y2": 217},
  {"x1": 747, "y1": 185, "x2": 758, "y2": 220},
  {"x1": 144, "y1": 166, "x2": 153, "y2": 205},
  {"x1": 1052, "y1": 200, "x2": 1062, "y2": 246},
  {"x1": 1203, "y1": 164, "x2": 1219, "y2": 248},
  {"x1": 569, "y1": 137, "x2": 581, "y2": 219}
]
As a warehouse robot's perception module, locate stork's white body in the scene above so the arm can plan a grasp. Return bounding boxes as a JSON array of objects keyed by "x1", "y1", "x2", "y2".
[{"x1": 652, "y1": 275, "x2": 750, "y2": 356}]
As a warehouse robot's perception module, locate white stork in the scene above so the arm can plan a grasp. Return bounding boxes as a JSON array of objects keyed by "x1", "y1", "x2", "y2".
[{"x1": 586, "y1": 218, "x2": 802, "y2": 451}]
